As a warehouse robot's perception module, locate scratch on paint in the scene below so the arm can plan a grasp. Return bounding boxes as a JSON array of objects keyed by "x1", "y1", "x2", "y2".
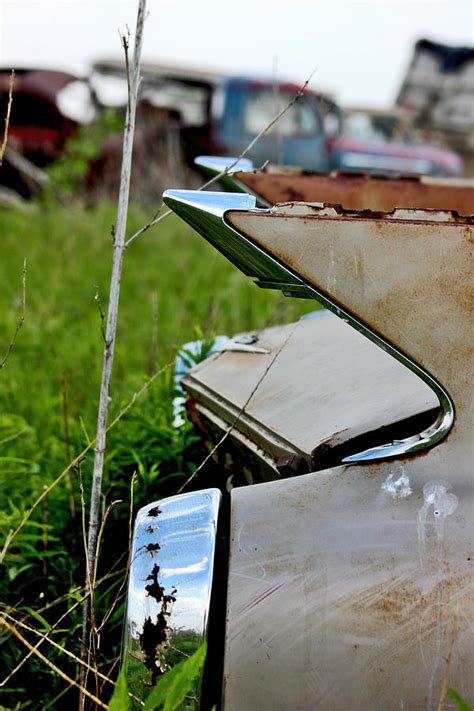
[{"x1": 239, "y1": 582, "x2": 285, "y2": 615}]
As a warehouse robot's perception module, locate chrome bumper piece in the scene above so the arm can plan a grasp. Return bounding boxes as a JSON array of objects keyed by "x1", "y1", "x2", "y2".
[{"x1": 123, "y1": 489, "x2": 221, "y2": 705}]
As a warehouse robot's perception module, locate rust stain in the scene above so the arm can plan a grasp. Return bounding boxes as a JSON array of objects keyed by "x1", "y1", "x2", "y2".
[
  {"x1": 349, "y1": 573, "x2": 473, "y2": 636},
  {"x1": 185, "y1": 395, "x2": 209, "y2": 433},
  {"x1": 267, "y1": 204, "x2": 473, "y2": 225}
]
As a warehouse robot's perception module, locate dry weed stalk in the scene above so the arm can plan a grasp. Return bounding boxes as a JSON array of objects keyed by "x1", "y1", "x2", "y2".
[
  {"x1": 0, "y1": 566, "x2": 127, "y2": 687},
  {"x1": 60, "y1": 370, "x2": 76, "y2": 518},
  {"x1": 80, "y1": 1, "x2": 147, "y2": 702},
  {"x1": 0, "y1": 616, "x2": 108, "y2": 709},
  {"x1": 0, "y1": 259, "x2": 26, "y2": 370},
  {"x1": 0, "y1": 69, "x2": 14, "y2": 165}
]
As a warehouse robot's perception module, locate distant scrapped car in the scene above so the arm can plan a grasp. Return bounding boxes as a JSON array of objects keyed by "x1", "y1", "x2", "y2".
[
  {"x1": 0, "y1": 68, "x2": 95, "y2": 164},
  {"x1": 396, "y1": 37, "x2": 474, "y2": 175},
  {"x1": 0, "y1": 67, "x2": 96, "y2": 197},
  {"x1": 194, "y1": 155, "x2": 474, "y2": 212}
]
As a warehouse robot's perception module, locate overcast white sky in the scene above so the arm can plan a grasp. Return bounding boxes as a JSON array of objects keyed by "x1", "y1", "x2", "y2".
[{"x1": 1, "y1": 0, "x2": 473, "y2": 106}]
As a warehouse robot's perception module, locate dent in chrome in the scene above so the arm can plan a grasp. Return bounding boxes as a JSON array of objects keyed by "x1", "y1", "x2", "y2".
[
  {"x1": 163, "y1": 189, "x2": 454, "y2": 463},
  {"x1": 123, "y1": 489, "x2": 221, "y2": 703}
]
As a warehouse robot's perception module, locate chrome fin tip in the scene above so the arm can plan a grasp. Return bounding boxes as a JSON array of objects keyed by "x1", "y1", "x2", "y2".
[
  {"x1": 163, "y1": 189, "x2": 257, "y2": 217},
  {"x1": 194, "y1": 155, "x2": 254, "y2": 175}
]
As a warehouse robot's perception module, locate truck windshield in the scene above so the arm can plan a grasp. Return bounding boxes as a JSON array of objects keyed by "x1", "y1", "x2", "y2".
[
  {"x1": 142, "y1": 80, "x2": 211, "y2": 126},
  {"x1": 243, "y1": 89, "x2": 322, "y2": 137}
]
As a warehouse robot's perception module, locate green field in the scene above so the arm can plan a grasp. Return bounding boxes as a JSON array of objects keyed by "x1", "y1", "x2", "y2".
[{"x1": 0, "y1": 198, "x2": 312, "y2": 706}]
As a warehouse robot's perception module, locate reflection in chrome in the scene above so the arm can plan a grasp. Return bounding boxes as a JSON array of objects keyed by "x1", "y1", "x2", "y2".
[
  {"x1": 123, "y1": 489, "x2": 221, "y2": 706},
  {"x1": 162, "y1": 189, "x2": 453, "y2": 463}
]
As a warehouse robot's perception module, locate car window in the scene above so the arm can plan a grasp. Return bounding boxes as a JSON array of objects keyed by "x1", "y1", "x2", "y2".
[
  {"x1": 143, "y1": 81, "x2": 210, "y2": 126},
  {"x1": 243, "y1": 89, "x2": 322, "y2": 137}
]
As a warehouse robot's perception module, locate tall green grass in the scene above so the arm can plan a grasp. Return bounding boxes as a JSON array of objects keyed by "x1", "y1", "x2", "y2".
[{"x1": 0, "y1": 199, "x2": 311, "y2": 707}]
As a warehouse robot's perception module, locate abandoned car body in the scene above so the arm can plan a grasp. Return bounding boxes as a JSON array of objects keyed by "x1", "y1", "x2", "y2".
[
  {"x1": 195, "y1": 155, "x2": 474, "y2": 213},
  {"x1": 124, "y1": 174, "x2": 473, "y2": 708}
]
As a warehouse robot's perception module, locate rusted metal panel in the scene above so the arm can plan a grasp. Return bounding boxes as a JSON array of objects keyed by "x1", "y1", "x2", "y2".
[
  {"x1": 182, "y1": 313, "x2": 438, "y2": 476},
  {"x1": 233, "y1": 167, "x2": 474, "y2": 214}
]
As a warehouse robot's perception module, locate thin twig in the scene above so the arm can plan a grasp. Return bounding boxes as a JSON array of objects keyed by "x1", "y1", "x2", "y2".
[
  {"x1": 60, "y1": 371, "x2": 75, "y2": 518},
  {"x1": 97, "y1": 472, "x2": 136, "y2": 634},
  {"x1": 91, "y1": 499, "x2": 122, "y2": 632},
  {"x1": 42, "y1": 485, "x2": 49, "y2": 577},
  {"x1": 83, "y1": 12, "x2": 147, "y2": 697},
  {"x1": 0, "y1": 616, "x2": 108, "y2": 709},
  {"x1": 124, "y1": 70, "x2": 316, "y2": 249},
  {"x1": 0, "y1": 566, "x2": 127, "y2": 687},
  {"x1": 125, "y1": 207, "x2": 171, "y2": 248},
  {"x1": 2, "y1": 612, "x2": 113, "y2": 687},
  {"x1": 1, "y1": 258, "x2": 26, "y2": 370},
  {"x1": 0, "y1": 600, "x2": 83, "y2": 688},
  {"x1": 79, "y1": 467, "x2": 94, "y2": 697},
  {"x1": 83, "y1": 14, "x2": 145, "y2": 682},
  {"x1": 0, "y1": 69, "x2": 14, "y2": 165},
  {"x1": 100, "y1": 656, "x2": 121, "y2": 696}
]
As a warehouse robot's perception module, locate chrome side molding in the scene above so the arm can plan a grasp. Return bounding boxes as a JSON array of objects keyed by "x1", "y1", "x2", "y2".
[
  {"x1": 194, "y1": 155, "x2": 254, "y2": 175},
  {"x1": 123, "y1": 489, "x2": 221, "y2": 705}
]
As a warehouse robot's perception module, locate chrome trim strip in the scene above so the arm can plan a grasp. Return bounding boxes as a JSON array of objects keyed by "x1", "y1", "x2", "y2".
[
  {"x1": 123, "y1": 488, "x2": 221, "y2": 704},
  {"x1": 163, "y1": 190, "x2": 454, "y2": 463},
  {"x1": 194, "y1": 155, "x2": 271, "y2": 207},
  {"x1": 194, "y1": 155, "x2": 254, "y2": 175}
]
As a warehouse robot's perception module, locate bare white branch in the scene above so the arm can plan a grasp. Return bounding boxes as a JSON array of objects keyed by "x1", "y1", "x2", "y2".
[{"x1": 80, "y1": 1, "x2": 147, "y2": 703}]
